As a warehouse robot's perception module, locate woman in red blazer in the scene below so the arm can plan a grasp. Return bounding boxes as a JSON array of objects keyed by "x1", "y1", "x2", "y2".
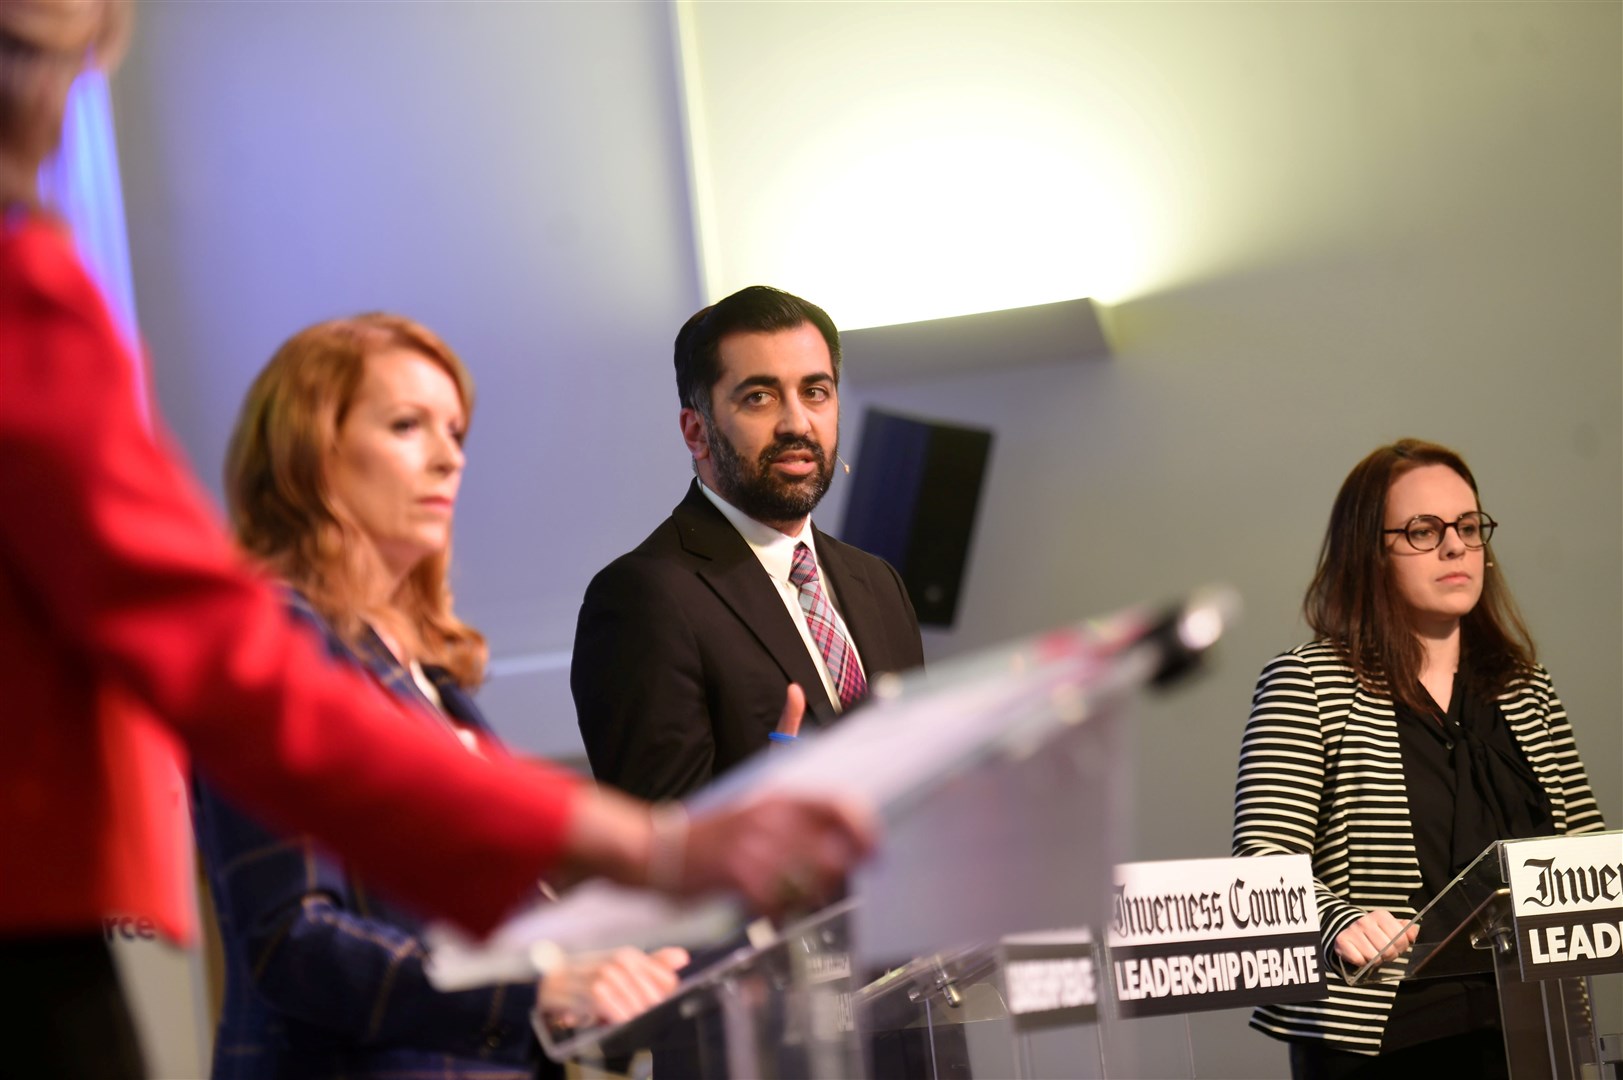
[{"x1": 0, "y1": 4, "x2": 871, "y2": 1075}]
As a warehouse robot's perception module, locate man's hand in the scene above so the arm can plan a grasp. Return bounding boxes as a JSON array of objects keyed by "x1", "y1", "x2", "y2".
[{"x1": 775, "y1": 683, "x2": 806, "y2": 739}]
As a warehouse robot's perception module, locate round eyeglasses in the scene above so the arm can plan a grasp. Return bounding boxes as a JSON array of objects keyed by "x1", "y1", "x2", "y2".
[{"x1": 1383, "y1": 512, "x2": 1497, "y2": 552}]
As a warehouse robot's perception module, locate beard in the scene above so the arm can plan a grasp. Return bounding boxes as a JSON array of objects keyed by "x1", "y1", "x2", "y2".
[{"x1": 705, "y1": 415, "x2": 836, "y2": 526}]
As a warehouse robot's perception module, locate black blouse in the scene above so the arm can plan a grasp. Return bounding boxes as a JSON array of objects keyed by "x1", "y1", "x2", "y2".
[{"x1": 1382, "y1": 674, "x2": 1553, "y2": 1052}]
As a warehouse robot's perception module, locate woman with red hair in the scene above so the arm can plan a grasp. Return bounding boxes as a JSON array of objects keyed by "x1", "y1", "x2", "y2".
[{"x1": 0, "y1": 6, "x2": 871, "y2": 1075}]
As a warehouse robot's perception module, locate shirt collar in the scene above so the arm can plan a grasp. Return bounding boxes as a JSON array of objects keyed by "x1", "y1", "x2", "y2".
[{"x1": 697, "y1": 479, "x2": 818, "y2": 584}]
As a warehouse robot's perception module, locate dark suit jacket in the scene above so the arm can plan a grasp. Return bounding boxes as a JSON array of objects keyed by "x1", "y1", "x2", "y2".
[{"x1": 572, "y1": 481, "x2": 924, "y2": 800}]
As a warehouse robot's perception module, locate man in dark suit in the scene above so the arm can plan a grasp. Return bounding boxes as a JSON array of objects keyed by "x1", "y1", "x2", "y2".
[{"x1": 572, "y1": 285, "x2": 924, "y2": 801}]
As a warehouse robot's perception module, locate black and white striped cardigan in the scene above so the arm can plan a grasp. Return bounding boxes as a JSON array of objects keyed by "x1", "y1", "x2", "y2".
[{"x1": 1232, "y1": 639, "x2": 1607, "y2": 1056}]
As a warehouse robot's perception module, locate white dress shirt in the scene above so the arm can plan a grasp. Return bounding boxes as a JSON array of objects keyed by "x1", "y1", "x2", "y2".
[{"x1": 698, "y1": 480, "x2": 866, "y2": 713}]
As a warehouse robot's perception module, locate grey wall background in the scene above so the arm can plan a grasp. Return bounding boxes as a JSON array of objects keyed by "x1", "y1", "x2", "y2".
[{"x1": 109, "y1": 3, "x2": 1619, "y2": 1077}]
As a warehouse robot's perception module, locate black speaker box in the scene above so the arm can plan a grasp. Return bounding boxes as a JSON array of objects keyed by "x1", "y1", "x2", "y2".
[{"x1": 839, "y1": 408, "x2": 994, "y2": 628}]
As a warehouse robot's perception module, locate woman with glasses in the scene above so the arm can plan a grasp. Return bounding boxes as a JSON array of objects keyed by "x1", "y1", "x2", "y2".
[{"x1": 1232, "y1": 438, "x2": 1606, "y2": 1079}]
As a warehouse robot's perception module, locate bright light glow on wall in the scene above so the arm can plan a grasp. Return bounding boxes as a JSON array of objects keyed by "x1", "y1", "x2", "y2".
[
  {"x1": 675, "y1": 2, "x2": 1182, "y2": 330},
  {"x1": 776, "y1": 101, "x2": 1153, "y2": 329}
]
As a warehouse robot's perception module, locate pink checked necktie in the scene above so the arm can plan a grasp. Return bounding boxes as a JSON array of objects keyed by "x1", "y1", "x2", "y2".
[{"x1": 789, "y1": 542, "x2": 868, "y2": 710}]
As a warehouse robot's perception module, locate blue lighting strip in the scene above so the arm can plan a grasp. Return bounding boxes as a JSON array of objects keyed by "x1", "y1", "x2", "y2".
[{"x1": 37, "y1": 70, "x2": 145, "y2": 420}]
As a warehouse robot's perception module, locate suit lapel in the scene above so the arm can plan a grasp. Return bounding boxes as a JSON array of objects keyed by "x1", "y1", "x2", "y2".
[
  {"x1": 672, "y1": 484, "x2": 838, "y2": 722},
  {"x1": 811, "y1": 525, "x2": 888, "y2": 670},
  {"x1": 1497, "y1": 680, "x2": 1564, "y2": 828},
  {"x1": 1346, "y1": 681, "x2": 1423, "y2": 896},
  {"x1": 425, "y1": 669, "x2": 491, "y2": 735},
  {"x1": 354, "y1": 626, "x2": 436, "y2": 712}
]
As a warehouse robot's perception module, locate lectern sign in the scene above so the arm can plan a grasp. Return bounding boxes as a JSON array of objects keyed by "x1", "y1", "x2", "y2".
[
  {"x1": 1001, "y1": 929, "x2": 1099, "y2": 1033},
  {"x1": 1106, "y1": 855, "x2": 1324, "y2": 1018},
  {"x1": 1502, "y1": 831, "x2": 1623, "y2": 981}
]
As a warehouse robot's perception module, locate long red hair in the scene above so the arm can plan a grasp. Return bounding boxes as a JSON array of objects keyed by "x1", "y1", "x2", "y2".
[{"x1": 225, "y1": 313, "x2": 487, "y2": 687}]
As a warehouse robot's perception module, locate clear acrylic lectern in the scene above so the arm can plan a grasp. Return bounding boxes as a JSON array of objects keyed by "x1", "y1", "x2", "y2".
[
  {"x1": 430, "y1": 589, "x2": 1237, "y2": 1078},
  {"x1": 1348, "y1": 832, "x2": 1623, "y2": 1080}
]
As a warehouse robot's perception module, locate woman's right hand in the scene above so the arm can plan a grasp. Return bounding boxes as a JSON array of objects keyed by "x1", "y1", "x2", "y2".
[
  {"x1": 561, "y1": 785, "x2": 876, "y2": 917},
  {"x1": 681, "y1": 794, "x2": 875, "y2": 917},
  {"x1": 1333, "y1": 908, "x2": 1419, "y2": 967}
]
